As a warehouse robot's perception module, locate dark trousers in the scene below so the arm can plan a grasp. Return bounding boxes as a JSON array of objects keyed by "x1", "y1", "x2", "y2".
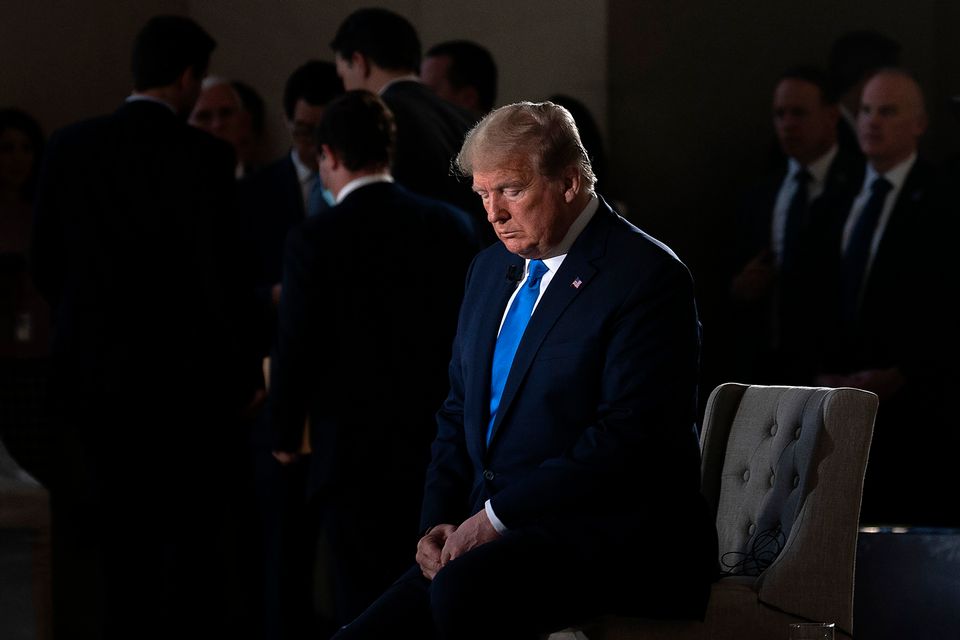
[{"x1": 331, "y1": 528, "x2": 603, "y2": 640}]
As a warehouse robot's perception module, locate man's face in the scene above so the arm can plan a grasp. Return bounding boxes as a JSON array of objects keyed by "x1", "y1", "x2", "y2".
[
  {"x1": 858, "y1": 73, "x2": 926, "y2": 171},
  {"x1": 420, "y1": 55, "x2": 456, "y2": 101},
  {"x1": 189, "y1": 83, "x2": 245, "y2": 150},
  {"x1": 335, "y1": 52, "x2": 366, "y2": 91},
  {"x1": 772, "y1": 78, "x2": 838, "y2": 165},
  {"x1": 289, "y1": 98, "x2": 325, "y2": 171},
  {"x1": 472, "y1": 157, "x2": 577, "y2": 259}
]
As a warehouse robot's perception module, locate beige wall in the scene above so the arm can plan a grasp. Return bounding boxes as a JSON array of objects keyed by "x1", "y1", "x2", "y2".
[
  {"x1": 3, "y1": 1, "x2": 607, "y2": 162},
  {"x1": 190, "y1": 0, "x2": 607, "y2": 159},
  {"x1": 1, "y1": 1, "x2": 188, "y2": 132}
]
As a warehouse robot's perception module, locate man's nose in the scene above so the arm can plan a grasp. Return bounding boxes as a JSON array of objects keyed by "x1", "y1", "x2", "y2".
[{"x1": 485, "y1": 193, "x2": 507, "y2": 223}]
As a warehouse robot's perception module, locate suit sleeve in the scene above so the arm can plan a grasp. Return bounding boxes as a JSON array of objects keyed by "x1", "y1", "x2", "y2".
[
  {"x1": 270, "y1": 225, "x2": 320, "y2": 452},
  {"x1": 489, "y1": 256, "x2": 702, "y2": 529},
  {"x1": 419, "y1": 256, "x2": 482, "y2": 532}
]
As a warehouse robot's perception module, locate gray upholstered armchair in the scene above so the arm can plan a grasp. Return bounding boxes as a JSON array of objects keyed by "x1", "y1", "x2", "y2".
[{"x1": 552, "y1": 383, "x2": 879, "y2": 640}]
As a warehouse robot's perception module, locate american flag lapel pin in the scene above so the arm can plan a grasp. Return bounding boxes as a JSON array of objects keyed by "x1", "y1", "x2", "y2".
[{"x1": 571, "y1": 277, "x2": 583, "y2": 289}]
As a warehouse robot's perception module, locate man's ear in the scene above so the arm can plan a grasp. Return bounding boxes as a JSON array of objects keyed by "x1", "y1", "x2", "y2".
[
  {"x1": 353, "y1": 52, "x2": 371, "y2": 79},
  {"x1": 561, "y1": 165, "x2": 582, "y2": 203},
  {"x1": 319, "y1": 144, "x2": 340, "y2": 169}
]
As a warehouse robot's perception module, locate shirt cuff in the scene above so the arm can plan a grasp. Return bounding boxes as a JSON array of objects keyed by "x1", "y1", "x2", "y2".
[{"x1": 485, "y1": 499, "x2": 508, "y2": 534}]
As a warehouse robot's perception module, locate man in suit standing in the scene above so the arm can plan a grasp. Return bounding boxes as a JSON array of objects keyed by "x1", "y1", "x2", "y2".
[
  {"x1": 237, "y1": 60, "x2": 344, "y2": 640},
  {"x1": 730, "y1": 67, "x2": 862, "y2": 384},
  {"x1": 420, "y1": 40, "x2": 498, "y2": 117},
  {"x1": 32, "y1": 15, "x2": 259, "y2": 639},
  {"x1": 330, "y1": 8, "x2": 490, "y2": 240},
  {"x1": 815, "y1": 69, "x2": 952, "y2": 525},
  {"x1": 270, "y1": 90, "x2": 480, "y2": 630},
  {"x1": 240, "y1": 61, "x2": 342, "y2": 332},
  {"x1": 334, "y1": 101, "x2": 717, "y2": 639}
]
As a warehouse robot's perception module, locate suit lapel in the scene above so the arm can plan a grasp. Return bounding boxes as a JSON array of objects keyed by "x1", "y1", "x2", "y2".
[{"x1": 486, "y1": 203, "x2": 613, "y2": 448}]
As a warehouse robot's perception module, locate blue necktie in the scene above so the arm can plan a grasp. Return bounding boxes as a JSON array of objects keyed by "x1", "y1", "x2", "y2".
[
  {"x1": 487, "y1": 260, "x2": 549, "y2": 445},
  {"x1": 841, "y1": 176, "x2": 892, "y2": 324}
]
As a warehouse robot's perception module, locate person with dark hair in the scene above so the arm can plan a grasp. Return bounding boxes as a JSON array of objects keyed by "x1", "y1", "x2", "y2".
[
  {"x1": 827, "y1": 30, "x2": 901, "y2": 155},
  {"x1": 333, "y1": 101, "x2": 716, "y2": 639},
  {"x1": 727, "y1": 66, "x2": 862, "y2": 385},
  {"x1": 421, "y1": 40, "x2": 498, "y2": 115},
  {"x1": 270, "y1": 90, "x2": 480, "y2": 630},
  {"x1": 330, "y1": 8, "x2": 490, "y2": 241},
  {"x1": 31, "y1": 15, "x2": 260, "y2": 638},
  {"x1": 129, "y1": 14, "x2": 216, "y2": 108},
  {"x1": 237, "y1": 58, "x2": 343, "y2": 640},
  {"x1": 240, "y1": 60, "x2": 342, "y2": 320}
]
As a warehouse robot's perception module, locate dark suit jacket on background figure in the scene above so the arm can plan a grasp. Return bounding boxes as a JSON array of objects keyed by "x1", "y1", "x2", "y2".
[
  {"x1": 420, "y1": 199, "x2": 717, "y2": 626},
  {"x1": 380, "y1": 80, "x2": 492, "y2": 242},
  {"x1": 240, "y1": 154, "x2": 308, "y2": 336},
  {"x1": 31, "y1": 99, "x2": 259, "y2": 638},
  {"x1": 821, "y1": 158, "x2": 954, "y2": 525},
  {"x1": 270, "y1": 181, "x2": 480, "y2": 625},
  {"x1": 731, "y1": 144, "x2": 863, "y2": 384},
  {"x1": 237, "y1": 152, "x2": 329, "y2": 638}
]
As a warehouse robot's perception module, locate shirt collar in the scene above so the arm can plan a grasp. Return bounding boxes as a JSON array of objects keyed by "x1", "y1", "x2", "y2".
[
  {"x1": 530, "y1": 194, "x2": 599, "y2": 269},
  {"x1": 378, "y1": 75, "x2": 421, "y2": 95},
  {"x1": 126, "y1": 93, "x2": 176, "y2": 114},
  {"x1": 290, "y1": 148, "x2": 315, "y2": 184},
  {"x1": 336, "y1": 173, "x2": 394, "y2": 203},
  {"x1": 788, "y1": 144, "x2": 839, "y2": 184},
  {"x1": 865, "y1": 151, "x2": 917, "y2": 192}
]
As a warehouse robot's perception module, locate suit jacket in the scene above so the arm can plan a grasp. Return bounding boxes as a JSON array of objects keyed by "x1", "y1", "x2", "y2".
[
  {"x1": 731, "y1": 144, "x2": 863, "y2": 383},
  {"x1": 824, "y1": 157, "x2": 946, "y2": 380},
  {"x1": 32, "y1": 99, "x2": 259, "y2": 456},
  {"x1": 237, "y1": 153, "x2": 310, "y2": 357},
  {"x1": 821, "y1": 157, "x2": 956, "y2": 524},
  {"x1": 380, "y1": 80, "x2": 492, "y2": 243},
  {"x1": 270, "y1": 181, "x2": 481, "y2": 504},
  {"x1": 421, "y1": 198, "x2": 717, "y2": 618}
]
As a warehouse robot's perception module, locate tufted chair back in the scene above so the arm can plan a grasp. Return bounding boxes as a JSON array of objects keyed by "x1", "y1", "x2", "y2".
[
  {"x1": 548, "y1": 383, "x2": 878, "y2": 640},
  {"x1": 705, "y1": 385, "x2": 827, "y2": 576}
]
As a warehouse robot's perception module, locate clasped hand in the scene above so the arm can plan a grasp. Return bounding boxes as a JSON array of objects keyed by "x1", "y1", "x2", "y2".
[{"x1": 416, "y1": 509, "x2": 500, "y2": 580}]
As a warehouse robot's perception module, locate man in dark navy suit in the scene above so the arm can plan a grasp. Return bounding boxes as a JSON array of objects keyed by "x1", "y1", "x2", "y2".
[
  {"x1": 239, "y1": 60, "x2": 343, "y2": 327},
  {"x1": 269, "y1": 90, "x2": 480, "y2": 629},
  {"x1": 330, "y1": 8, "x2": 490, "y2": 241},
  {"x1": 729, "y1": 67, "x2": 862, "y2": 384},
  {"x1": 334, "y1": 102, "x2": 717, "y2": 639},
  {"x1": 32, "y1": 15, "x2": 259, "y2": 639},
  {"x1": 815, "y1": 70, "x2": 953, "y2": 525}
]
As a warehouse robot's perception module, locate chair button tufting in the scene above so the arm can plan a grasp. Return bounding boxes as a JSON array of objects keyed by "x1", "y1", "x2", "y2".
[
  {"x1": 770, "y1": 423, "x2": 778, "y2": 436},
  {"x1": 748, "y1": 523, "x2": 756, "y2": 535},
  {"x1": 769, "y1": 473, "x2": 776, "y2": 487},
  {"x1": 742, "y1": 469, "x2": 750, "y2": 482},
  {"x1": 794, "y1": 427, "x2": 802, "y2": 439},
  {"x1": 793, "y1": 475, "x2": 800, "y2": 488}
]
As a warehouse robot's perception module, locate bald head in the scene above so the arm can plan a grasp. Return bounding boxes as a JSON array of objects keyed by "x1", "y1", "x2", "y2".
[
  {"x1": 857, "y1": 70, "x2": 927, "y2": 173},
  {"x1": 189, "y1": 77, "x2": 248, "y2": 151}
]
